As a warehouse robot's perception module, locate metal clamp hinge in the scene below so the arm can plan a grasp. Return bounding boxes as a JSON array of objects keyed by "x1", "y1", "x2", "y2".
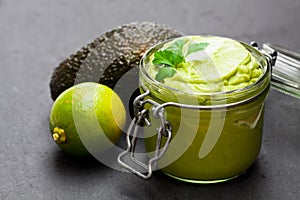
[{"x1": 117, "y1": 90, "x2": 172, "y2": 179}]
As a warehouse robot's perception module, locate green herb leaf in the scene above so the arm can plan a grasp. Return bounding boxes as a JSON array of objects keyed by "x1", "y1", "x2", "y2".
[
  {"x1": 187, "y1": 42, "x2": 209, "y2": 55},
  {"x1": 155, "y1": 67, "x2": 177, "y2": 82},
  {"x1": 153, "y1": 50, "x2": 185, "y2": 67},
  {"x1": 165, "y1": 39, "x2": 185, "y2": 55}
]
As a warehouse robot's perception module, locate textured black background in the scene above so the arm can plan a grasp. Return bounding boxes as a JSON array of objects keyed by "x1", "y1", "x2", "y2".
[{"x1": 0, "y1": 0, "x2": 299, "y2": 199}]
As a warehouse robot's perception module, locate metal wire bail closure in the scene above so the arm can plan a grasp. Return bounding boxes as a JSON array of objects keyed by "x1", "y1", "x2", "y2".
[
  {"x1": 262, "y1": 43, "x2": 300, "y2": 99},
  {"x1": 117, "y1": 90, "x2": 172, "y2": 179}
]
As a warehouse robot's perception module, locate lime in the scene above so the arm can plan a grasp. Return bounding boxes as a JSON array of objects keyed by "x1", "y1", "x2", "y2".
[{"x1": 49, "y1": 82, "x2": 126, "y2": 157}]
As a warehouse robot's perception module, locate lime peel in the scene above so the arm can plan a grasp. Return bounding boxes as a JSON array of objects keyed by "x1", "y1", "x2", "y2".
[{"x1": 49, "y1": 82, "x2": 126, "y2": 157}]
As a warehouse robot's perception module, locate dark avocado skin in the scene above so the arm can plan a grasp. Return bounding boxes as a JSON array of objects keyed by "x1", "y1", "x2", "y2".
[{"x1": 50, "y1": 22, "x2": 182, "y2": 100}]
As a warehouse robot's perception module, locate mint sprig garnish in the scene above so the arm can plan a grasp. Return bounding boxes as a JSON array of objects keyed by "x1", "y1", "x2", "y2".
[
  {"x1": 187, "y1": 42, "x2": 209, "y2": 55},
  {"x1": 155, "y1": 67, "x2": 177, "y2": 82},
  {"x1": 153, "y1": 50, "x2": 184, "y2": 67},
  {"x1": 165, "y1": 40, "x2": 185, "y2": 56},
  {"x1": 153, "y1": 39, "x2": 209, "y2": 82}
]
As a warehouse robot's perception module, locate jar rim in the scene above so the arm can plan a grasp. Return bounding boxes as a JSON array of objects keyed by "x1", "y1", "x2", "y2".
[{"x1": 139, "y1": 35, "x2": 270, "y2": 99}]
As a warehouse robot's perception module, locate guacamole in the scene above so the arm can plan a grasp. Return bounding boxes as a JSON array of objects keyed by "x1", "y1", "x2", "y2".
[{"x1": 146, "y1": 36, "x2": 263, "y2": 93}]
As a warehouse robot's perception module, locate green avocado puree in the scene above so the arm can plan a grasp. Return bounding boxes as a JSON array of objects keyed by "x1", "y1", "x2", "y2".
[{"x1": 147, "y1": 36, "x2": 262, "y2": 93}]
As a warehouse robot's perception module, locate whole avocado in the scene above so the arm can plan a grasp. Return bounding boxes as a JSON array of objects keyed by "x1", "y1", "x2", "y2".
[{"x1": 50, "y1": 22, "x2": 182, "y2": 100}]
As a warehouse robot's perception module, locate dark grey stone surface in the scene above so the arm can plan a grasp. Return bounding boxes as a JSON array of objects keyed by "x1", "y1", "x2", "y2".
[{"x1": 0, "y1": 0, "x2": 299, "y2": 199}]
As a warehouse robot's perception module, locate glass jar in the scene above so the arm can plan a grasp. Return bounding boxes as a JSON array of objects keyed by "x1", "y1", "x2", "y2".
[{"x1": 118, "y1": 36, "x2": 277, "y2": 183}]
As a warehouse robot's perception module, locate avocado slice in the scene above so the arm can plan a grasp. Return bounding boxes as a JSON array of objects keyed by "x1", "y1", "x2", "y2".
[{"x1": 49, "y1": 22, "x2": 182, "y2": 100}]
